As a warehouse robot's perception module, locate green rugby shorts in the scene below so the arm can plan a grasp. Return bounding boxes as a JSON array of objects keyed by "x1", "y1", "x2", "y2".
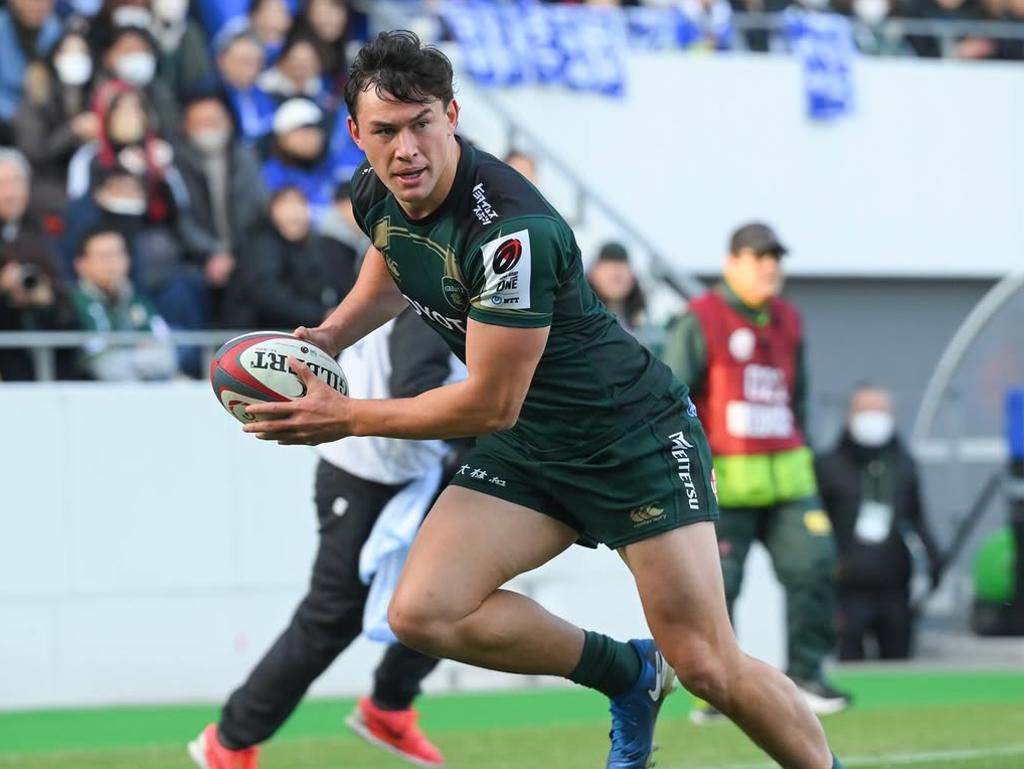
[{"x1": 448, "y1": 395, "x2": 719, "y2": 548}]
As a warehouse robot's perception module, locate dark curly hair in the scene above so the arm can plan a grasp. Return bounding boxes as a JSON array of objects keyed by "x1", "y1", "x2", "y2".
[{"x1": 344, "y1": 30, "x2": 454, "y2": 120}]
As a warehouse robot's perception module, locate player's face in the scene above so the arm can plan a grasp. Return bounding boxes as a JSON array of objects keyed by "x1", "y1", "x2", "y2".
[
  {"x1": 725, "y1": 248, "x2": 784, "y2": 306},
  {"x1": 349, "y1": 90, "x2": 460, "y2": 218}
]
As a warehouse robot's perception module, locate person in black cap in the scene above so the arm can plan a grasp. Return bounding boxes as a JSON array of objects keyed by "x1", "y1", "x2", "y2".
[
  {"x1": 586, "y1": 241, "x2": 647, "y2": 333},
  {"x1": 662, "y1": 221, "x2": 851, "y2": 722}
]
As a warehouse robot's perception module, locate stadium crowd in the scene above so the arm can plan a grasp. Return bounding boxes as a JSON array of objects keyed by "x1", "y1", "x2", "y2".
[{"x1": 1, "y1": 0, "x2": 1021, "y2": 383}]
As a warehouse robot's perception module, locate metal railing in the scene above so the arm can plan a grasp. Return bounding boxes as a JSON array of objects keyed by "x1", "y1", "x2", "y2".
[
  {"x1": 734, "y1": 12, "x2": 1024, "y2": 57},
  {"x1": 0, "y1": 325, "x2": 669, "y2": 382},
  {"x1": 0, "y1": 330, "x2": 250, "y2": 382}
]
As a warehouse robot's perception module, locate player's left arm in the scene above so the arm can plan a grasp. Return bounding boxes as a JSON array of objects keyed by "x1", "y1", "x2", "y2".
[{"x1": 243, "y1": 320, "x2": 547, "y2": 443}]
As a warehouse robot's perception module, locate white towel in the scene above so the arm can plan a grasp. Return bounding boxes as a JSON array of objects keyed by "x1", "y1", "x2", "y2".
[{"x1": 359, "y1": 464, "x2": 443, "y2": 643}]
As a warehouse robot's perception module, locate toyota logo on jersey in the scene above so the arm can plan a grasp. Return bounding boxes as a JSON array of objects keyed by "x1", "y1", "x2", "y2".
[{"x1": 492, "y1": 238, "x2": 522, "y2": 274}]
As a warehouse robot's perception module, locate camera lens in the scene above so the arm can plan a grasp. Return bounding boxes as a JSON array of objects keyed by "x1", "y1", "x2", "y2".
[{"x1": 19, "y1": 263, "x2": 41, "y2": 291}]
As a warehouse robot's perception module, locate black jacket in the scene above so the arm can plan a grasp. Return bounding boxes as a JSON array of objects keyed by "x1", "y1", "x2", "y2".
[
  {"x1": 815, "y1": 433, "x2": 942, "y2": 592},
  {"x1": 223, "y1": 217, "x2": 357, "y2": 330},
  {"x1": 173, "y1": 138, "x2": 267, "y2": 260}
]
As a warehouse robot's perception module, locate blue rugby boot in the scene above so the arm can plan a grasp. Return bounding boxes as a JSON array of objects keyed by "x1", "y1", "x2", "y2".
[{"x1": 606, "y1": 639, "x2": 676, "y2": 769}]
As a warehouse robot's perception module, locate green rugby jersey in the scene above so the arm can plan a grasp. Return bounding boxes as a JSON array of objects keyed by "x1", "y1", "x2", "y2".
[{"x1": 351, "y1": 138, "x2": 681, "y2": 457}]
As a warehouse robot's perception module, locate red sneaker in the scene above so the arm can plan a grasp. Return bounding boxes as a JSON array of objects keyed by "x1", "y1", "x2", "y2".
[
  {"x1": 187, "y1": 723, "x2": 260, "y2": 769},
  {"x1": 345, "y1": 696, "x2": 445, "y2": 767}
]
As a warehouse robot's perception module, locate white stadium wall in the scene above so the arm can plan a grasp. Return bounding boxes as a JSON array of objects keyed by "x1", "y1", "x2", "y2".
[
  {"x1": 456, "y1": 53, "x2": 1024, "y2": 278},
  {"x1": 0, "y1": 382, "x2": 783, "y2": 709}
]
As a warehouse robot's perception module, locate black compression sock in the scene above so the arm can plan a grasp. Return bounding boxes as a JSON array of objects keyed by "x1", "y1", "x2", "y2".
[{"x1": 567, "y1": 630, "x2": 642, "y2": 698}]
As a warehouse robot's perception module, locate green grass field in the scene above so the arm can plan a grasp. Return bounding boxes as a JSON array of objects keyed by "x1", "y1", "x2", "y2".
[{"x1": 2, "y1": 669, "x2": 1023, "y2": 769}]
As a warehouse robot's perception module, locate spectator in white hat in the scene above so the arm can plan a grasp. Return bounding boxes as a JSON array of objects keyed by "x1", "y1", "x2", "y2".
[{"x1": 261, "y1": 97, "x2": 339, "y2": 224}]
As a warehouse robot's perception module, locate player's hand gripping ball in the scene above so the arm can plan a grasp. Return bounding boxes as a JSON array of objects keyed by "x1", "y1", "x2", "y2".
[{"x1": 210, "y1": 331, "x2": 348, "y2": 423}]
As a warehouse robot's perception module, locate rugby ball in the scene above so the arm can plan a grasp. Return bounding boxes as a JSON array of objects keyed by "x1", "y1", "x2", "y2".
[{"x1": 210, "y1": 331, "x2": 348, "y2": 423}]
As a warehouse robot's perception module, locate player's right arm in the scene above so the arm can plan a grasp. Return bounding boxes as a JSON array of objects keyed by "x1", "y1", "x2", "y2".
[{"x1": 294, "y1": 243, "x2": 407, "y2": 357}]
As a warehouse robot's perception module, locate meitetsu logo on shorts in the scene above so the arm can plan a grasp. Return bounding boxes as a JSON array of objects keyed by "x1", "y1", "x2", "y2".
[
  {"x1": 479, "y1": 228, "x2": 532, "y2": 308},
  {"x1": 668, "y1": 430, "x2": 701, "y2": 511}
]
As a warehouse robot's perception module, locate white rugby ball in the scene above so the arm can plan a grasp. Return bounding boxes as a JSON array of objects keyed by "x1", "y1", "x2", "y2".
[{"x1": 210, "y1": 331, "x2": 348, "y2": 423}]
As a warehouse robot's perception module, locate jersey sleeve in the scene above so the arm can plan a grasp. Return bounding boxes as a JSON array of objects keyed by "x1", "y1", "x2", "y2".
[
  {"x1": 349, "y1": 160, "x2": 382, "y2": 238},
  {"x1": 464, "y1": 216, "x2": 568, "y2": 329}
]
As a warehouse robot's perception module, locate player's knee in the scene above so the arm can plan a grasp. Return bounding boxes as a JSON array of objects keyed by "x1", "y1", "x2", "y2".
[
  {"x1": 664, "y1": 636, "x2": 736, "y2": 706},
  {"x1": 387, "y1": 594, "x2": 448, "y2": 654},
  {"x1": 675, "y1": 657, "x2": 730, "y2": 704}
]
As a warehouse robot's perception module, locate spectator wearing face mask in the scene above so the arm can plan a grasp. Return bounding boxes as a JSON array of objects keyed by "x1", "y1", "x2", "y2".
[
  {"x1": 222, "y1": 186, "x2": 356, "y2": 329},
  {"x1": 835, "y1": 0, "x2": 914, "y2": 55},
  {"x1": 261, "y1": 97, "x2": 338, "y2": 223},
  {"x1": 175, "y1": 91, "x2": 267, "y2": 325},
  {"x1": 257, "y1": 28, "x2": 328, "y2": 108},
  {"x1": 150, "y1": 0, "x2": 215, "y2": 104},
  {"x1": 61, "y1": 161, "x2": 196, "y2": 316},
  {"x1": 67, "y1": 81, "x2": 178, "y2": 220},
  {"x1": 0, "y1": 0, "x2": 61, "y2": 143},
  {"x1": 63, "y1": 96, "x2": 209, "y2": 360},
  {"x1": 814, "y1": 383, "x2": 943, "y2": 660},
  {"x1": 212, "y1": 23, "x2": 276, "y2": 142},
  {"x1": 95, "y1": 20, "x2": 181, "y2": 136},
  {"x1": 13, "y1": 24, "x2": 99, "y2": 224},
  {"x1": 69, "y1": 224, "x2": 178, "y2": 381}
]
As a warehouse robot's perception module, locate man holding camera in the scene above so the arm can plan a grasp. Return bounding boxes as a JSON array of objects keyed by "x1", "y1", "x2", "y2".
[{"x1": 0, "y1": 147, "x2": 75, "y2": 380}]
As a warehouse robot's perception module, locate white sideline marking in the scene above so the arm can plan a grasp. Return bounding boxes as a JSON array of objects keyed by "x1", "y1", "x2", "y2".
[{"x1": 675, "y1": 743, "x2": 1024, "y2": 769}]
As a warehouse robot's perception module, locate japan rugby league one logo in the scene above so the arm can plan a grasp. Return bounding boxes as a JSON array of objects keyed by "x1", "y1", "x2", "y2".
[{"x1": 489, "y1": 238, "x2": 523, "y2": 306}]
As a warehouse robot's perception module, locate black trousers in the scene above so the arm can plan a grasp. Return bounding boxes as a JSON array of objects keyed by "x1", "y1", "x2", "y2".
[
  {"x1": 837, "y1": 587, "x2": 913, "y2": 661},
  {"x1": 219, "y1": 460, "x2": 441, "y2": 749}
]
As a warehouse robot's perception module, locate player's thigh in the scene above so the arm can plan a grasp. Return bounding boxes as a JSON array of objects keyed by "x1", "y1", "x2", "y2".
[
  {"x1": 621, "y1": 523, "x2": 741, "y2": 675},
  {"x1": 394, "y1": 485, "x2": 578, "y2": 621},
  {"x1": 762, "y1": 495, "x2": 837, "y2": 584}
]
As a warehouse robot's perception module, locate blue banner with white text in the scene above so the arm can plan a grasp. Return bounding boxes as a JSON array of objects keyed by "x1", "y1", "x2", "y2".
[
  {"x1": 784, "y1": 10, "x2": 856, "y2": 121},
  {"x1": 441, "y1": 1, "x2": 735, "y2": 97}
]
